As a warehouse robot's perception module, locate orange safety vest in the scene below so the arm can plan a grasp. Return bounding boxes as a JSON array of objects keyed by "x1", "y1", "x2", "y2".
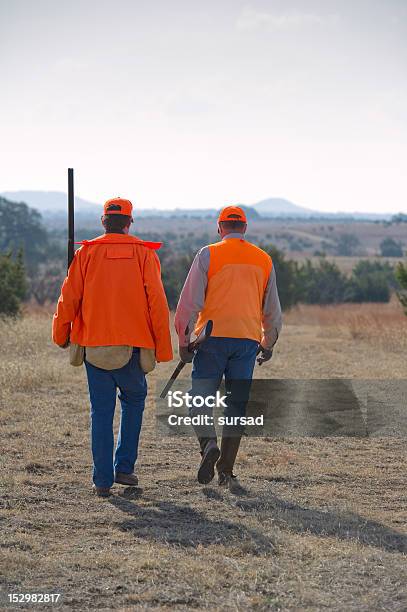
[
  {"x1": 195, "y1": 237, "x2": 272, "y2": 342},
  {"x1": 52, "y1": 233, "x2": 173, "y2": 362}
]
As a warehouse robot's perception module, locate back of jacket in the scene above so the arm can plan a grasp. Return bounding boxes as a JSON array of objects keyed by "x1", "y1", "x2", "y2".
[{"x1": 52, "y1": 233, "x2": 173, "y2": 362}]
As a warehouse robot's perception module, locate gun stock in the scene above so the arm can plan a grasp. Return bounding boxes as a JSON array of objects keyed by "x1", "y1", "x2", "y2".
[{"x1": 159, "y1": 320, "x2": 213, "y2": 399}]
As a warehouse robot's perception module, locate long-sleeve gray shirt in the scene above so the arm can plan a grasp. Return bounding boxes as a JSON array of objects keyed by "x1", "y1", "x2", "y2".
[{"x1": 174, "y1": 233, "x2": 283, "y2": 348}]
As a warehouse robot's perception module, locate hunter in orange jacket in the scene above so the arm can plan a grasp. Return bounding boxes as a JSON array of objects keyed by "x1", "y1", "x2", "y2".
[{"x1": 52, "y1": 197, "x2": 173, "y2": 497}]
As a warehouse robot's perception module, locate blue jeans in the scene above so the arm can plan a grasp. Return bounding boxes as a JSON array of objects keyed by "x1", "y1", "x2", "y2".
[
  {"x1": 85, "y1": 348, "x2": 147, "y2": 488},
  {"x1": 191, "y1": 337, "x2": 259, "y2": 441}
]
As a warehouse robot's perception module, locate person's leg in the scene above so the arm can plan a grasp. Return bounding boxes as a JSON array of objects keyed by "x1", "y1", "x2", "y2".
[
  {"x1": 84, "y1": 361, "x2": 117, "y2": 489},
  {"x1": 191, "y1": 337, "x2": 228, "y2": 444},
  {"x1": 113, "y1": 349, "x2": 147, "y2": 478},
  {"x1": 217, "y1": 339, "x2": 258, "y2": 481},
  {"x1": 191, "y1": 337, "x2": 229, "y2": 483}
]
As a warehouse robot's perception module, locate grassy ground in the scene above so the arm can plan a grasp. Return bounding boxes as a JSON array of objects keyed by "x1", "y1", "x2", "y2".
[{"x1": 1, "y1": 304, "x2": 406, "y2": 610}]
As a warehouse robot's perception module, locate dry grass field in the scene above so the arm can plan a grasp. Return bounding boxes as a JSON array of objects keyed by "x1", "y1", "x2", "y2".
[{"x1": 1, "y1": 303, "x2": 406, "y2": 610}]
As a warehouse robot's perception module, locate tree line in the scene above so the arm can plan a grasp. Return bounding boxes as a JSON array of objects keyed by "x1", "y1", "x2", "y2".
[{"x1": 0, "y1": 196, "x2": 406, "y2": 316}]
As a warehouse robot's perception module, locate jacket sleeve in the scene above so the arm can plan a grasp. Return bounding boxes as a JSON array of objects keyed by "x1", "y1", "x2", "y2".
[
  {"x1": 262, "y1": 265, "x2": 283, "y2": 349},
  {"x1": 52, "y1": 250, "x2": 84, "y2": 346},
  {"x1": 174, "y1": 247, "x2": 209, "y2": 347},
  {"x1": 143, "y1": 250, "x2": 173, "y2": 362}
]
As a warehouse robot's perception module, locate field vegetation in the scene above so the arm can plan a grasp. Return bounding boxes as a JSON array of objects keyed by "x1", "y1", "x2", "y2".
[
  {"x1": 1, "y1": 306, "x2": 406, "y2": 610},
  {"x1": 1, "y1": 196, "x2": 406, "y2": 313},
  {"x1": 1, "y1": 195, "x2": 406, "y2": 608}
]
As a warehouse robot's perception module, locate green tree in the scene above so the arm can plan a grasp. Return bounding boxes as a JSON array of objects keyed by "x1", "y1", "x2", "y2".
[
  {"x1": 353, "y1": 260, "x2": 397, "y2": 287},
  {"x1": 395, "y1": 262, "x2": 407, "y2": 315},
  {"x1": 160, "y1": 249, "x2": 194, "y2": 309},
  {"x1": 335, "y1": 233, "x2": 361, "y2": 256},
  {"x1": 0, "y1": 197, "x2": 49, "y2": 272},
  {"x1": 296, "y1": 259, "x2": 347, "y2": 304},
  {"x1": 259, "y1": 244, "x2": 299, "y2": 310},
  {"x1": 345, "y1": 275, "x2": 389, "y2": 303},
  {"x1": 0, "y1": 250, "x2": 27, "y2": 316},
  {"x1": 380, "y1": 237, "x2": 403, "y2": 258}
]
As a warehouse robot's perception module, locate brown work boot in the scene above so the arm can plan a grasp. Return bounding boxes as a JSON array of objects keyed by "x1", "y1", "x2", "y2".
[
  {"x1": 218, "y1": 472, "x2": 244, "y2": 494},
  {"x1": 92, "y1": 485, "x2": 111, "y2": 498},
  {"x1": 216, "y1": 434, "x2": 242, "y2": 477},
  {"x1": 115, "y1": 472, "x2": 139, "y2": 486},
  {"x1": 197, "y1": 439, "x2": 220, "y2": 484}
]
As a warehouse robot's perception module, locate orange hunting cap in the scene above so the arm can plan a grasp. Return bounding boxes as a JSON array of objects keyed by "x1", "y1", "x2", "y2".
[
  {"x1": 103, "y1": 197, "x2": 133, "y2": 217},
  {"x1": 218, "y1": 205, "x2": 247, "y2": 224}
]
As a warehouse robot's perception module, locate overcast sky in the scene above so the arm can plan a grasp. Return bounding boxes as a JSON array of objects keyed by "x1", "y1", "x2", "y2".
[{"x1": 1, "y1": 0, "x2": 406, "y2": 212}]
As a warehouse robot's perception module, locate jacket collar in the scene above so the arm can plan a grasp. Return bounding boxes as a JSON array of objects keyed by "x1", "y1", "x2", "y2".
[
  {"x1": 77, "y1": 233, "x2": 162, "y2": 250},
  {"x1": 223, "y1": 232, "x2": 246, "y2": 241}
]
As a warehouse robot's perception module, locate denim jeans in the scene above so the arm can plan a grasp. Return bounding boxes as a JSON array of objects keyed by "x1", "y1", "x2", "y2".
[
  {"x1": 85, "y1": 348, "x2": 147, "y2": 488},
  {"x1": 190, "y1": 337, "x2": 259, "y2": 440}
]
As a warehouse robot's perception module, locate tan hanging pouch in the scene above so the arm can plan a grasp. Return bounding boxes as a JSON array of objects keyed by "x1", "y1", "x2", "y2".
[
  {"x1": 69, "y1": 343, "x2": 85, "y2": 367},
  {"x1": 139, "y1": 348, "x2": 156, "y2": 373},
  {"x1": 85, "y1": 346, "x2": 133, "y2": 370}
]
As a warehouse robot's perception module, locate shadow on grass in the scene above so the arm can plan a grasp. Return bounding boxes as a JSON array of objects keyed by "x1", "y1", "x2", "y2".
[
  {"x1": 108, "y1": 495, "x2": 275, "y2": 554},
  {"x1": 234, "y1": 495, "x2": 407, "y2": 554},
  {"x1": 109, "y1": 490, "x2": 406, "y2": 555}
]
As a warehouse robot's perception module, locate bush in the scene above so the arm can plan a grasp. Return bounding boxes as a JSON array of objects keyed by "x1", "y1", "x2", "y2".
[
  {"x1": 395, "y1": 262, "x2": 407, "y2": 315},
  {"x1": 352, "y1": 260, "x2": 397, "y2": 287},
  {"x1": 345, "y1": 274, "x2": 390, "y2": 303},
  {"x1": 296, "y1": 259, "x2": 347, "y2": 304},
  {"x1": 380, "y1": 237, "x2": 403, "y2": 257},
  {"x1": 0, "y1": 197, "x2": 49, "y2": 273},
  {"x1": 289, "y1": 258, "x2": 393, "y2": 305},
  {"x1": 160, "y1": 250, "x2": 194, "y2": 309},
  {"x1": 259, "y1": 245, "x2": 299, "y2": 310},
  {"x1": 335, "y1": 233, "x2": 361, "y2": 256},
  {"x1": 0, "y1": 250, "x2": 27, "y2": 316}
]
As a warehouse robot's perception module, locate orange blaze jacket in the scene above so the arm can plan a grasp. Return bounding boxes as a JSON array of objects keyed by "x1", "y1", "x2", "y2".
[{"x1": 52, "y1": 233, "x2": 173, "y2": 362}]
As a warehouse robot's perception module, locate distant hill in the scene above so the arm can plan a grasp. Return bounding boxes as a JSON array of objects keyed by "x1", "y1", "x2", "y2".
[
  {"x1": 253, "y1": 198, "x2": 320, "y2": 217},
  {"x1": 134, "y1": 205, "x2": 260, "y2": 219},
  {"x1": 1, "y1": 192, "x2": 262, "y2": 220},
  {"x1": 1, "y1": 191, "x2": 303, "y2": 218},
  {"x1": 1, "y1": 191, "x2": 100, "y2": 212},
  {"x1": 1, "y1": 191, "x2": 392, "y2": 221},
  {"x1": 1, "y1": 191, "x2": 304, "y2": 219},
  {"x1": 229, "y1": 205, "x2": 260, "y2": 220},
  {"x1": 252, "y1": 197, "x2": 392, "y2": 220}
]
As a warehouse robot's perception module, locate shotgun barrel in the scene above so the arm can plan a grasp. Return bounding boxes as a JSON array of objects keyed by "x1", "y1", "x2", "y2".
[{"x1": 67, "y1": 168, "x2": 75, "y2": 270}]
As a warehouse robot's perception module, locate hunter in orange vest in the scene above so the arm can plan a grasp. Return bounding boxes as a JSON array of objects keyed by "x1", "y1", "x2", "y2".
[{"x1": 175, "y1": 206, "x2": 282, "y2": 490}]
